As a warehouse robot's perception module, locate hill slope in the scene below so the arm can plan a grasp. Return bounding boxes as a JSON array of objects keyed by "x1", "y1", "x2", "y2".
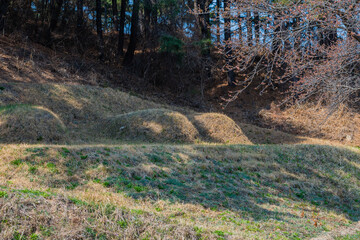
[
  {"x1": 1, "y1": 35, "x2": 359, "y2": 146},
  {"x1": 0, "y1": 144, "x2": 359, "y2": 239},
  {"x1": 1, "y1": 36, "x2": 359, "y2": 240},
  {"x1": 0, "y1": 82, "x2": 334, "y2": 145}
]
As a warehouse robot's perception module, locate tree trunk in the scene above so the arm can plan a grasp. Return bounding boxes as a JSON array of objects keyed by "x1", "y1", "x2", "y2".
[
  {"x1": 254, "y1": 11, "x2": 259, "y2": 45},
  {"x1": 60, "y1": 0, "x2": 69, "y2": 30},
  {"x1": 40, "y1": 0, "x2": 47, "y2": 27},
  {"x1": 117, "y1": 0, "x2": 127, "y2": 55},
  {"x1": 246, "y1": 11, "x2": 252, "y2": 46},
  {"x1": 144, "y1": 0, "x2": 152, "y2": 39},
  {"x1": 24, "y1": 0, "x2": 33, "y2": 21},
  {"x1": 96, "y1": 0, "x2": 105, "y2": 61},
  {"x1": 272, "y1": 14, "x2": 281, "y2": 54},
  {"x1": 224, "y1": 0, "x2": 235, "y2": 86},
  {"x1": 112, "y1": 0, "x2": 118, "y2": 32},
  {"x1": 238, "y1": 14, "x2": 243, "y2": 42},
  {"x1": 123, "y1": 0, "x2": 140, "y2": 66},
  {"x1": 151, "y1": 0, "x2": 157, "y2": 33},
  {"x1": 77, "y1": 0, "x2": 84, "y2": 32},
  {"x1": 200, "y1": 0, "x2": 210, "y2": 39},
  {"x1": 49, "y1": 0, "x2": 64, "y2": 32},
  {"x1": 0, "y1": 0, "x2": 9, "y2": 32},
  {"x1": 44, "y1": 0, "x2": 63, "y2": 44},
  {"x1": 195, "y1": 0, "x2": 210, "y2": 39},
  {"x1": 216, "y1": 0, "x2": 220, "y2": 43},
  {"x1": 104, "y1": 5, "x2": 108, "y2": 32}
]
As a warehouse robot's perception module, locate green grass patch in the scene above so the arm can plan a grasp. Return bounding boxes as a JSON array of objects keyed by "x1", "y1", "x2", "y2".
[
  {"x1": 0, "y1": 191, "x2": 8, "y2": 198},
  {"x1": 11, "y1": 159, "x2": 23, "y2": 166},
  {"x1": 28, "y1": 166, "x2": 38, "y2": 174},
  {"x1": 15, "y1": 189, "x2": 53, "y2": 198}
]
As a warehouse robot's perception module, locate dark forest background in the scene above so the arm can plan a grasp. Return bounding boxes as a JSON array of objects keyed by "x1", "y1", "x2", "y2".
[{"x1": 0, "y1": 0, "x2": 359, "y2": 108}]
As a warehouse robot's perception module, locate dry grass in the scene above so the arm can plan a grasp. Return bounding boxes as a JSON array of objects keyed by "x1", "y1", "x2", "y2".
[
  {"x1": 0, "y1": 83, "x2": 167, "y2": 124},
  {"x1": 0, "y1": 144, "x2": 359, "y2": 239},
  {"x1": 259, "y1": 104, "x2": 360, "y2": 146},
  {"x1": 1, "y1": 32, "x2": 359, "y2": 240},
  {"x1": 313, "y1": 222, "x2": 360, "y2": 240},
  {"x1": 101, "y1": 109, "x2": 200, "y2": 143},
  {"x1": 0, "y1": 82, "x2": 337, "y2": 145},
  {"x1": 0, "y1": 191, "x2": 205, "y2": 240},
  {"x1": 1, "y1": 35, "x2": 359, "y2": 147},
  {"x1": 0, "y1": 105, "x2": 66, "y2": 143},
  {"x1": 191, "y1": 113, "x2": 250, "y2": 144}
]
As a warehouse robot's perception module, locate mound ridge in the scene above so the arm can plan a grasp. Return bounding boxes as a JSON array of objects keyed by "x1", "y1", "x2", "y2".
[
  {"x1": 191, "y1": 113, "x2": 251, "y2": 144},
  {"x1": 101, "y1": 109, "x2": 200, "y2": 143},
  {"x1": 0, "y1": 105, "x2": 66, "y2": 143},
  {"x1": 0, "y1": 83, "x2": 329, "y2": 145},
  {"x1": 100, "y1": 109, "x2": 253, "y2": 144}
]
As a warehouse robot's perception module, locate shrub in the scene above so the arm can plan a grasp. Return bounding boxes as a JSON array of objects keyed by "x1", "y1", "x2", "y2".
[{"x1": 160, "y1": 35, "x2": 184, "y2": 59}]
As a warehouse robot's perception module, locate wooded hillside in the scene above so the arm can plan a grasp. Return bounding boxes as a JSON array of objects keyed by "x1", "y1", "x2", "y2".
[{"x1": 0, "y1": 0, "x2": 359, "y2": 108}]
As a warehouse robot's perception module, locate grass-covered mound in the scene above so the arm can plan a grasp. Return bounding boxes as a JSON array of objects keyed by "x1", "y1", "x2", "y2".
[
  {"x1": 101, "y1": 109, "x2": 200, "y2": 143},
  {"x1": 0, "y1": 83, "x2": 166, "y2": 124},
  {"x1": 0, "y1": 144, "x2": 359, "y2": 239},
  {"x1": 100, "y1": 110, "x2": 260, "y2": 144},
  {"x1": 0, "y1": 105, "x2": 66, "y2": 143},
  {"x1": 0, "y1": 83, "x2": 335, "y2": 145},
  {"x1": 191, "y1": 113, "x2": 251, "y2": 144}
]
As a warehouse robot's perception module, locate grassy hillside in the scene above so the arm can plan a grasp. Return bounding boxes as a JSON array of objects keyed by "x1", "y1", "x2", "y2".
[
  {"x1": 0, "y1": 79, "x2": 359, "y2": 239},
  {"x1": 0, "y1": 144, "x2": 359, "y2": 239},
  {"x1": 1, "y1": 35, "x2": 359, "y2": 146},
  {"x1": 0, "y1": 83, "x2": 334, "y2": 146}
]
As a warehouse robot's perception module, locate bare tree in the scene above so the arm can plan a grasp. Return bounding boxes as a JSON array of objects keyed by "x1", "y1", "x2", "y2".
[{"x1": 211, "y1": 0, "x2": 360, "y2": 108}]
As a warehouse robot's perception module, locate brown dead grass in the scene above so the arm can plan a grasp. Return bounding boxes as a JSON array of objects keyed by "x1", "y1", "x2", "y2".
[
  {"x1": 0, "y1": 105, "x2": 66, "y2": 143},
  {"x1": 102, "y1": 109, "x2": 200, "y2": 143},
  {"x1": 206, "y1": 78, "x2": 360, "y2": 147},
  {"x1": 0, "y1": 192, "x2": 206, "y2": 240},
  {"x1": 0, "y1": 83, "x2": 167, "y2": 124},
  {"x1": 312, "y1": 222, "x2": 360, "y2": 240},
  {"x1": 191, "y1": 113, "x2": 250, "y2": 144},
  {"x1": 100, "y1": 109, "x2": 322, "y2": 144},
  {"x1": 259, "y1": 104, "x2": 360, "y2": 146},
  {"x1": 0, "y1": 82, "x2": 339, "y2": 145},
  {"x1": 1, "y1": 36, "x2": 358, "y2": 146}
]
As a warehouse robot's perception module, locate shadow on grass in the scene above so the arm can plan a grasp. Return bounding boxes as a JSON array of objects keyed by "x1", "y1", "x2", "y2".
[{"x1": 19, "y1": 144, "x2": 360, "y2": 223}]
